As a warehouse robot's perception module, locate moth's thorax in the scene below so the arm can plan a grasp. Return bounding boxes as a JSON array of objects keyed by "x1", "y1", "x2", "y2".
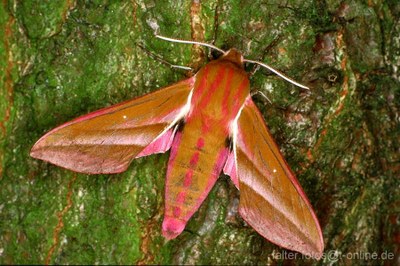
[{"x1": 188, "y1": 53, "x2": 250, "y2": 129}]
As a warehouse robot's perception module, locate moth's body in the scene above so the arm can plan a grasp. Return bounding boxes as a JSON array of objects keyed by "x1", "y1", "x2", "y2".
[{"x1": 163, "y1": 50, "x2": 249, "y2": 237}]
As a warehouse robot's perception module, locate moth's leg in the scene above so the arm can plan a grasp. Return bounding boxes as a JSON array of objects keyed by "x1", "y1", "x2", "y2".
[
  {"x1": 136, "y1": 42, "x2": 193, "y2": 74},
  {"x1": 248, "y1": 35, "x2": 283, "y2": 77}
]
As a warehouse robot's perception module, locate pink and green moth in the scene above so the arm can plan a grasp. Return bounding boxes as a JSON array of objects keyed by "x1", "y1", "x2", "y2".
[{"x1": 30, "y1": 35, "x2": 324, "y2": 259}]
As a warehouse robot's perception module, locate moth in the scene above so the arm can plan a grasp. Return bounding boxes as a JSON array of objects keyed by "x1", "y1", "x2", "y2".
[{"x1": 31, "y1": 35, "x2": 324, "y2": 259}]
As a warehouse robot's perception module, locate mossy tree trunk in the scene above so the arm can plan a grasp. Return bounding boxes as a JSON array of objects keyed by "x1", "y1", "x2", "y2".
[{"x1": 0, "y1": 1, "x2": 398, "y2": 265}]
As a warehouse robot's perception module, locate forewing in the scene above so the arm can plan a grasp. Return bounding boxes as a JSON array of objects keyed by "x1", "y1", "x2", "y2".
[
  {"x1": 233, "y1": 97, "x2": 324, "y2": 259},
  {"x1": 31, "y1": 79, "x2": 194, "y2": 174}
]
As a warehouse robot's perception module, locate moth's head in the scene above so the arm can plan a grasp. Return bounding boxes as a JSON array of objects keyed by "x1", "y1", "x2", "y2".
[{"x1": 220, "y1": 49, "x2": 244, "y2": 69}]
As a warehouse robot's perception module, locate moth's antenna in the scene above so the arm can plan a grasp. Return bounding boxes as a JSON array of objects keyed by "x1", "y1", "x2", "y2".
[
  {"x1": 156, "y1": 34, "x2": 309, "y2": 90},
  {"x1": 244, "y1": 59, "x2": 310, "y2": 90},
  {"x1": 155, "y1": 35, "x2": 226, "y2": 54}
]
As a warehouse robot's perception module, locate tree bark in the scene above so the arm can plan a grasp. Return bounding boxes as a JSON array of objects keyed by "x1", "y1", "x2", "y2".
[{"x1": 0, "y1": 1, "x2": 398, "y2": 265}]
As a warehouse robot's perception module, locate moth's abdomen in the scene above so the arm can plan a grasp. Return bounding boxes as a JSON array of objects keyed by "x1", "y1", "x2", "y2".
[{"x1": 162, "y1": 118, "x2": 228, "y2": 239}]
